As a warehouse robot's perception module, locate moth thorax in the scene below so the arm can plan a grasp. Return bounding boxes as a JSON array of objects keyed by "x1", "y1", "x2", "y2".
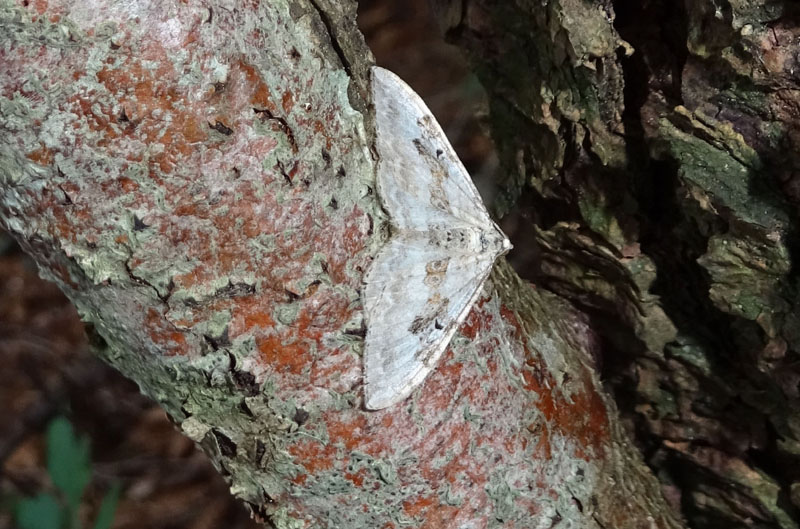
[
  {"x1": 483, "y1": 228, "x2": 512, "y2": 255},
  {"x1": 427, "y1": 226, "x2": 483, "y2": 251}
]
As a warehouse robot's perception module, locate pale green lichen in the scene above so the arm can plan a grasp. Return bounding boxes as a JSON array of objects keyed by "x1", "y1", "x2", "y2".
[
  {"x1": 658, "y1": 110, "x2": 788, "y2": 231},
  {"x1": 273, "y1": 302, "x2": 301, "y2": 326},
  {"x1": 699, "y1": 231, "x2": 792, "y2": 337},
  {"x1": 485, "y1": 474, "x2": 520, "y2": 523},
  {"x1": 439, "y1": 483, "x2": 464, "y2": 507},
  {"x1": 0, "y1": 142, "x2": 35, "y2": 187},
  {"x1": 268, "y1": 508, "x2": 305, "y2": 529},
  {"x1": 0, "y1": 3, "x2": 86, "y2": 48}
]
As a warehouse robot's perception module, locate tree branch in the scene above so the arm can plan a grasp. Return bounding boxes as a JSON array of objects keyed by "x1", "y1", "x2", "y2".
[{"x1": 0, "y1": 1, "x2": 681, "y2": 527}]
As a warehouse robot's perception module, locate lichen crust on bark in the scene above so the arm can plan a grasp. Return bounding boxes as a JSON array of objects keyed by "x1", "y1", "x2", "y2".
[{"x1": 1, "y1": 1, "x2": 684, "y2": 527}]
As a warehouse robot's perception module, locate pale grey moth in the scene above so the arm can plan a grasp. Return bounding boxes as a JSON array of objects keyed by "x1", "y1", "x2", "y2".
[{"x1": 363, "y1": 66, "x2": 512, "y2": 410}]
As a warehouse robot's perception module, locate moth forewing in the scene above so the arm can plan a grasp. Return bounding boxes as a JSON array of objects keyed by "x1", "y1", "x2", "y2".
[
  {"x1": 371, "y1": 67, "x2": 494, "y2": 230},
  {"x1": 363, "y1": 66, "x2": 512, "y2": 410}
]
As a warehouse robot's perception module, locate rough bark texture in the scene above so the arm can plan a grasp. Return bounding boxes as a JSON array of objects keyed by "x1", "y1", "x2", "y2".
[
  {"x1": 432, "y1": 0, "x2": 800, "y2": 527},
  {"x1": 0, "y1": 0, "x2": 685, "y2": 528}
]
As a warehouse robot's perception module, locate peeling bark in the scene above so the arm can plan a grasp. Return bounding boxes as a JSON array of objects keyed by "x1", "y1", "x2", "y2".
[
  {"x1": 431, "y1": 0, "x2": 800, "y2": 527},
  {"x1": 1, "y1": 1, "x2": 681, "y2": 528}
]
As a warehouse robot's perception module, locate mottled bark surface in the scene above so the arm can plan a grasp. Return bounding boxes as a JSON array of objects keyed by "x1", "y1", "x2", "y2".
[
  {"x1": 433, "y1": 0, "x2": 800, "y2": 527},
  {"x1": 0, "y1": 0, "x2": 683, "y2": 528}
]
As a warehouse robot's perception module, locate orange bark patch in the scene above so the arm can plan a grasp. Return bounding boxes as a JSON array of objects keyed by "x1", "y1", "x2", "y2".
[
  {"x1": 292, "y1": 293, "x2": 350, "y2": 344},
  {"x1": 235, "y1": 60, "x2": 277, "y2": 112},
  {"x1": 419, "y1": 506, "x2": 463, "y2": 529},
  {"x1": 118, "y1": 177, "x2": 139, "y2": 193},
  {"x1": 144, "y1": 307, "x2": 188, "y2": 355},
  {"x1": 223, "y1": 293, "x2": 278, "y2": 337},
  {"x1": 403, "y1": 494, "x2": 436, "y2": 518},
  {"x1": 68, "y1": 91, "x2": 119, "y2": 143},
  {"x1": 282, "y1": 90, "x2": 295, "y2": 113},
  {"x1": 288, "y1": 439, "x2": 335, "y2": 475},
  {"x1": 321, "y1": 205, "x2": 369, "y2": 284},
  {"x1": 418, "y1": 422, "x2": 475, "y2": 484},
  {"x1": 458, "y1": 309, "x2": 482, "y2": 340},
  {"x1": 34, "y1": 184, "x2": 85, "y2": 245},
  {"x1": 286, "y1": 412, "x2": 389, "y2": 490},
  {"x1": 241, "y1": 310, "x2": 275, "y2": 334},
  {"x1": 531, "y1": 424, "x2": 552, "y2": 459},
  {"x1": 26, "y1": 145, "x2": 54, "y2": 166},
  {"x1": 458, "y1": 298, "x2": 495, "y2": 340},
  {"x1": 523, "y1": 362, "x2": 609, "y2": 459},
  {"x1": 256, "y1": 335, "x2": 310, "y2": 375},
  {"x1": 344, "y1": 469, "x2": 366, "y2": 488},
  {"x1": 418, "y1": 355, "x2": 466, "y2": 410},
  {"x1": 499, "y1": 305, "x2": 524, "y2": 341},
  {"x1": 308, "y1": 347, "x2": 352, "y2": 387},
  {"x1": 326, "y1": 414, "x2": 367, "y2": 451},
  {"x1": 30, "y1": 0, "x2": 49, "y2": 15},
  {"x1": 93, "y1": 45, "x2": 211, "y2": 175},
  {"x1": 312, "y1": 119, "x2": 332, "y2": 150}
]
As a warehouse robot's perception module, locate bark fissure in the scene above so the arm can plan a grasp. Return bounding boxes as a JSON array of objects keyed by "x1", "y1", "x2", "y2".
[
  {"x1": 431, "y1": 0, "x2": 800, "y2": 526},
  {"x1": 307, "y1": 0, "x2": 352, "y2": 76}
]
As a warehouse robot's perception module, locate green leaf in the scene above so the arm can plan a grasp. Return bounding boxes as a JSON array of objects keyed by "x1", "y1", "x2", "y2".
[
  {"x1": 46, "y1": 417, "x2": 91, "y2": 510},
  {"x1": 91, "y1": 483, "x2": 121, "y2": 529},
  {"x1": 16, "y1": 493, "x2": 63, "y2": 529}
]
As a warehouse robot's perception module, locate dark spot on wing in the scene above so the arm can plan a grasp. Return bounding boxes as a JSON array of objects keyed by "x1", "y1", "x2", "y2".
[
  {"x1": 409, "y1": 315, "x2": 427, "y2": 334},
  {"x1": 408, "y1": 295, "x2": 450, "y2": 339}
]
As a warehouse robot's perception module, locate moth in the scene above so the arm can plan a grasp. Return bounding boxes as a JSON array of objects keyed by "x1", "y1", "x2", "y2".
[{"x1": 363, "y1": 66, "x2": 512, "y2": 410}]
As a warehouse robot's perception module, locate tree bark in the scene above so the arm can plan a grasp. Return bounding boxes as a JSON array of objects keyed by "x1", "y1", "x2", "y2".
[
  {"x1": 432, "y1": 0, "x2": 800, "y2": 527},
  {"x1": 0, "y1": 1, "x2": 684, "y2": 528}
]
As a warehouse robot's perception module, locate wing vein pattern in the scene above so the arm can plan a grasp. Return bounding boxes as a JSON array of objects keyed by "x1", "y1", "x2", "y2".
[{"x1": 363, "y1": 67, "x2": 512, "y2": 410}]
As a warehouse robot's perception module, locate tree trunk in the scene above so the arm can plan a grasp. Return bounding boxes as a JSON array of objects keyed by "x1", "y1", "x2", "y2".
[
  {"x1": 432, "y1": 0, "x2": 800, "y2": 527},
  {"x1": 0, "y1": 0, "x2": 731, "y2": 527}
]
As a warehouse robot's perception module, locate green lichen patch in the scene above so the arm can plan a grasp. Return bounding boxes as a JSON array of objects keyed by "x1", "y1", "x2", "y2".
[
  {"x1": 699, "y1": 232, "x2": 791, "y2": 324},
  {"x1": 658, "y1": 107, "x2": 789, "y2": 231}
]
